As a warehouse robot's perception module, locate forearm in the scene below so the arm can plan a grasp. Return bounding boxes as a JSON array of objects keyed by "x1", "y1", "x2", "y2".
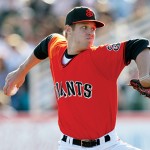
[
  {"x1": 3, "y1": 53, "x2": 43, "y2": 96},
  {"x1": 18, "y1": 53, "x2": 43, "y2": 76},
  {"x1": 136, "y1": 48, "x2": 150, "y2": 87}
]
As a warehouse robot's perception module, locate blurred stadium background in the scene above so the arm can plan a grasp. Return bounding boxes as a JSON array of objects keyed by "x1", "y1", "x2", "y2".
[{"x1": 0, "y1": 0, "x2": 150, "y2": 150}]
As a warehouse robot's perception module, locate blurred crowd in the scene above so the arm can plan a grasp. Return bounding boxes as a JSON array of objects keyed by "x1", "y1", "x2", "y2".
[{"x1": 0, "y1": 0, "x2": 150, "y2": 114}]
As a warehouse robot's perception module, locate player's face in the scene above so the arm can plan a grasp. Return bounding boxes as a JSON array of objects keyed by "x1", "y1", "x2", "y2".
[{"x1": 71, "y1": 22, "x2": 96, "y2": 49}]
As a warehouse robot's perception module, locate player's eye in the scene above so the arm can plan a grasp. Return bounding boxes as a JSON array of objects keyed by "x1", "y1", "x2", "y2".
[{"x1": 82, "y1": 26, "x2": 88, "y2": 30}]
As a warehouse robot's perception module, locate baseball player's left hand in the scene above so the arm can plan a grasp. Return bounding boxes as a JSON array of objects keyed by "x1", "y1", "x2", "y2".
[{"x1": 129, "y1": 79, "x2": 150, "y2": 98}]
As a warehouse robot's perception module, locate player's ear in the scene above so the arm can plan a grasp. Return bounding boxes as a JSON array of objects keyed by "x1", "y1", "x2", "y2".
[{"x1": 65, "y1": 25, "x2": 72, "y2": 36}]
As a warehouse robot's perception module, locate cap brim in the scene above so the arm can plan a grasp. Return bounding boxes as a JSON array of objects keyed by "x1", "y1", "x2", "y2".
[{"x1": 73, "y1": 20, "x2": 104, "y2": 28}]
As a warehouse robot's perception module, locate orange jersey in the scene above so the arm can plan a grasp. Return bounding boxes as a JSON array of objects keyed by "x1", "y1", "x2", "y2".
[{"x1": 48, "y1": 33, "x2": 126, "y2": 139}]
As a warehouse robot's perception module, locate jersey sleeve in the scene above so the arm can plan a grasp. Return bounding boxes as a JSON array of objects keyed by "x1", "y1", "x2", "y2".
[
  {"x1": 91, "y1": 42, "x2": 126, "y2": 80},
  {"x1": 124, "y1": 38, "x2": 149, "y2": 65},
  {"x1": 91, "y1": 38, "x2": 149, "y2": 80},
  {"x1": 33, "y1": 34, "x2": 54, "y2": 59}
]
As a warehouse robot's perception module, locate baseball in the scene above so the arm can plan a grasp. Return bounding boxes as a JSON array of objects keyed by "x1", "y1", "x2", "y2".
[{"x1": 10, "y1": 86, "x2": 18, "y2": 96}]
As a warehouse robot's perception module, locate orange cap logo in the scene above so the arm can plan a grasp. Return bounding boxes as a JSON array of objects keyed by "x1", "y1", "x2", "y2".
[{"x1": 86, "y1": 9, "x2": 94, "y2": 17}]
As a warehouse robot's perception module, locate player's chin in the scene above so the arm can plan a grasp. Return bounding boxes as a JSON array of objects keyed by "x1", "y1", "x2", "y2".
[
  {"x1": 87, "y1": 41, "x2": 93, "y2": 48},
  {"x1": 83, "y1": 43, "x2": 91, "y2": 49},
  {"x1": 82, "y1": 39, "x2": 93, "y2": 48},
  {"x1": 86, "y1": 38, "x2": 94, "y2": 44}
]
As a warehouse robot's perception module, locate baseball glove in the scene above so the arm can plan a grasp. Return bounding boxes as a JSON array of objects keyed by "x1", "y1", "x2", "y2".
[{"x1": 129, "y1": 79, "x2": 150, "y2": 98}]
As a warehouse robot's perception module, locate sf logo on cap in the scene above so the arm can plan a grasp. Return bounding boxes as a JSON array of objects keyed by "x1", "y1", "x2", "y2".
[{"x1": 86, "y1": 9, "x2": 94, "y2": 17}]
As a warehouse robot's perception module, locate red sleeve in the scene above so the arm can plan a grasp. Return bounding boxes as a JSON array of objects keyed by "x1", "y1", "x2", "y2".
[
  {"x1": 90, "y1": 42, "x2": 126, "y2": 80},
  {"x1": 48, "y1": 34, "x2": 67, "y2": 59}
]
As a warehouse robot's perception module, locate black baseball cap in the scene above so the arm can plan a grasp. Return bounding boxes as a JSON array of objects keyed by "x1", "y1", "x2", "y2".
[{"x1": 65, "y1": 6, "x2": 104, "y2": 28}]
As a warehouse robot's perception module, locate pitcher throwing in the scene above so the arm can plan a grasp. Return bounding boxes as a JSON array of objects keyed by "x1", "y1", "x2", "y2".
[{"x1": 3, "y1": 6, "x2": 150, "y2": 150}]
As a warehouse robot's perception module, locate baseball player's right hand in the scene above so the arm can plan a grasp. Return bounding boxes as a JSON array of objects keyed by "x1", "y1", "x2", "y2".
[{"x1": 3, "y1": 68, "x2": 25, "y2": 96}]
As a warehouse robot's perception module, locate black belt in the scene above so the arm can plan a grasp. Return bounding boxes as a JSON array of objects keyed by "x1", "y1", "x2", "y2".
[{"x1": 62, "y1": 134, "x2": 111, "y2": 148}]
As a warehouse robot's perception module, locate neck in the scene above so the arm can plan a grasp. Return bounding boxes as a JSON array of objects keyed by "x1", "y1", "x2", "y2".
[{"x1": 67, "y1": 41, "x2": 90, "y2": 55}]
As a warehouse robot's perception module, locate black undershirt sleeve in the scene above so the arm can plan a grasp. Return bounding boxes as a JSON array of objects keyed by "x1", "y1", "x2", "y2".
[
  {"x1": 124, "y1": 38, "x2": 149, "y2": 65},
  {"x1": 33, "y1": 34, "x2": 54, "y2": 60}
]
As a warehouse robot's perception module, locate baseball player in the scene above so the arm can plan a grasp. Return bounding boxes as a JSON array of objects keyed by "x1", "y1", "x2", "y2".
[{"x1": 3, "y1": 6, "x2": 150, "y2": 150}]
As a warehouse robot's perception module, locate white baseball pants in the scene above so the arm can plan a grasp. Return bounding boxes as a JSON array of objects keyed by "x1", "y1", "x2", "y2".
[{"x1": 58, "y1": 129, "x2": 141, "y2": 150}]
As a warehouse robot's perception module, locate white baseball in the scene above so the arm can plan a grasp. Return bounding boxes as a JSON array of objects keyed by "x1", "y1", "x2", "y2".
[{"x1": 10, "y1": 86, "x2": 19, "y2": 96}]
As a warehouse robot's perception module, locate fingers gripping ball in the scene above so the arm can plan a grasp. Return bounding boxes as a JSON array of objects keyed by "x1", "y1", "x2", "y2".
[
  {"x1": 130, "y1": 79, "x2": 150, "y2": 98},
  {"x1": 10, "y1": 86, "x2": 19, "y2": 96}
]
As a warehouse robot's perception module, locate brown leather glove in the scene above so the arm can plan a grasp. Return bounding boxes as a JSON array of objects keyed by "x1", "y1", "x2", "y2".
[{"x1": 130, "y1": 79, "x2": 150, "y2": 98}]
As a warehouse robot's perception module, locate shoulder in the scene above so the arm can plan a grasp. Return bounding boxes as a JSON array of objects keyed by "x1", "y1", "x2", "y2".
[
  {"x1": 92, "y1": 42, "x2": 125, "y2": 52},
  {"x1": 125, "y1": 38, "x2": 149, "y2": 46},
  {"x1": 40, "y1": 33, "x2": 66, "y2": 46},
  {"x1": 48, "y1": 34, "x2": 67, "y2": 58},
  {"x1": 50, "y1": 33, "x2": 66, "y2": 42},
  {"x1": 48, "y1": 33, "x2": 67, "y2": 49}
]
